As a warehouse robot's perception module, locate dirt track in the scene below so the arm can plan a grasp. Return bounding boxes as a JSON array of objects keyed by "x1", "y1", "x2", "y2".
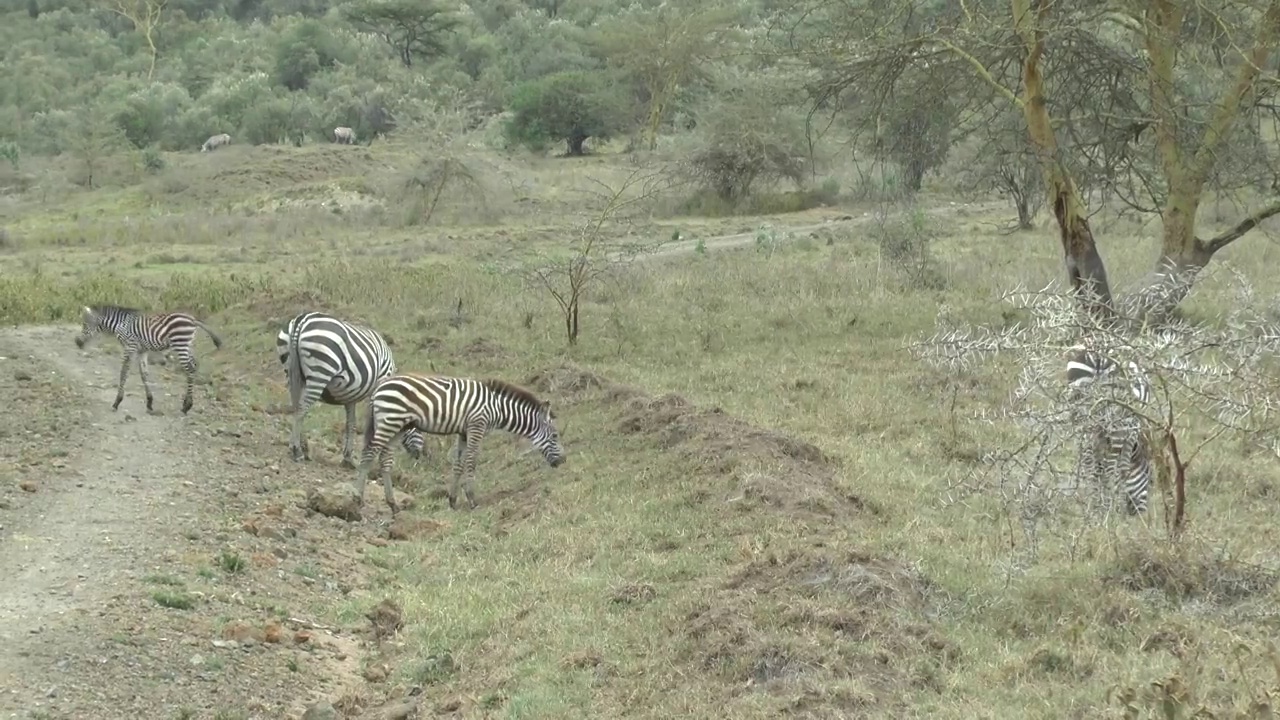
[{"x1": 0, "y1": 325, "x2": 375, "y2": 720}]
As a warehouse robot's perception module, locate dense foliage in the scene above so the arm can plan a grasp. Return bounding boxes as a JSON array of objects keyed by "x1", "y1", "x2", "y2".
[{"x1": 0, "y1": 0, "x2": 780, "y2": 156}]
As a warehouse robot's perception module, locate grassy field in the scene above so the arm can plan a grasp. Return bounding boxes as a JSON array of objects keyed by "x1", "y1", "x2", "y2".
[{"x1": 3, "y1": 134, "x2": 1280, "y2": 719}]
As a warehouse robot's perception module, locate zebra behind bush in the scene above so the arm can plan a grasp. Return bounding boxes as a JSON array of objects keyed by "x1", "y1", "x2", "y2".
[
  {"x1": 277, "y1": 312, "x2": 425, "y2": 469},
  {"x1": 74, "y1": 305, "x2": 224, "y2": 415},
  {"x1": 360, "y1": 374, "x2": 565, "y2": 514},
  {"x1": 1066, "y1": 348, "x2": 1153, "y2": 516}
]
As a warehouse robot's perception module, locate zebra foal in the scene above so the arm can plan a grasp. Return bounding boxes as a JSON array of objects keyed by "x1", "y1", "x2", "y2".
[
  {"x1": 1065, "y1": 347, "x2": 1153, "y2": 516},
  {"x1": 74, "y1": 305, "x2": 223, "y2": 415},
  {"x1": 277, "y1": 312, "x2": 425, "y2": 468},
  {"x1": 360, "y1": 374, "x2": 565, "y2": 513}
]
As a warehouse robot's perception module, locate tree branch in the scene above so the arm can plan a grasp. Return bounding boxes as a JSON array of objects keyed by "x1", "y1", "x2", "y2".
[
  {"x1": 937, "y1": 38, "x2": 1023, "y2": 108},
  {"x1": 1187, "y1": 1, "x2": 1280, "y2": 189},
  {"x1": 1197, "y1": 200, "x2": 1280, "y2": 255}
]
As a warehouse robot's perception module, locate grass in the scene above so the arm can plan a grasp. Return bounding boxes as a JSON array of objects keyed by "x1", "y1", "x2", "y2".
[{"x1": 5, "y1": 134, "x2": 1280, "y2": 718}]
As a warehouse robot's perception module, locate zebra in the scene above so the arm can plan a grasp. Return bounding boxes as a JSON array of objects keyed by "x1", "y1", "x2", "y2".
[
  {"x1": 74, "y1": 305, "x2": 224, "y2": 415},
  {"x1": 360, "y1": 374, "x2": 565, "y2": 514},
  {"x1": 201, "y1": 133, "x2": 231, "y2": 152},
  {"x1": 1065, "y1": 347, "x2": 1153, "y2": 515},
  {"x1": 276, "y1": 312, "x2": 425, "y2": 469},
  {"x1": 333, "y1": 126, "x2": 356, "y2": 145}
]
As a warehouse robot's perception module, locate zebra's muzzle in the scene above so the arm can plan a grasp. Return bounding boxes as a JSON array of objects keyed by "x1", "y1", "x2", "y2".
[{"x1": 74, "y1": 336, "x2": 85, "y2": 348}]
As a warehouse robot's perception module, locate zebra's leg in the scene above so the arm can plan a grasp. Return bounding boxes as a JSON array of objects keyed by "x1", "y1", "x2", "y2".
[
  {"x1": 288, "y1": 377, "x2": 328, "y2": 462},
  {"x1": 448, "y1": 432, "x2": 467, "y2": 510},
  {"x1": 376, "y1": 436, "x2": 400, "y2": 515},
  {"x1": 459, "y1": 425, "x2": 487, "y2": 510},
  {"x1": 176, "y1": 348, "x2": 198, "y2": 415},
  {"x1": 112, "y1": 348, "x2": 134, "y2": 411},
  {"x1": 381, "y1": 428, "x2": 406, "y2": 514},
  {"x1": 137, "y1": 352, "x2": 157, "y2": 414},
  {"x1": 340, "y1": 402, "x2": 358, "y2": 470}
]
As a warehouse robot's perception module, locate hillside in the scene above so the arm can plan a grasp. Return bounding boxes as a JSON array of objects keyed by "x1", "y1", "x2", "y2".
[{"x1": 6, "y1": 0, "x2": 1280, "y2": 717}]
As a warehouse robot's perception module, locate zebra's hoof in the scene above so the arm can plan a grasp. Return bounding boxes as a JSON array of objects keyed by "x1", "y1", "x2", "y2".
[
  {"x1": 447, "y1": 495, "x2": 458, "y2": 510},
  {"x1": 340, "y1": 459, "x2": 357, "y2": 470}
]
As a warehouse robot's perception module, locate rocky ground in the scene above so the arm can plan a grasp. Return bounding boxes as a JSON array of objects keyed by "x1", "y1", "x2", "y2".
[{"x1": 0, "y1": 325, "x2": 430, "y2": 720}]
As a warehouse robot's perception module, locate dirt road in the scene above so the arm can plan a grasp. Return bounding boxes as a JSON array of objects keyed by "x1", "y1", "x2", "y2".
[{"x1": 0, "y1": 325, "x2": 372, "y2": 720}]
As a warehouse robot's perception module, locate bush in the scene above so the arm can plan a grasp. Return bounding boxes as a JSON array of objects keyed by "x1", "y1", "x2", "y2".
[
  {"x1": 683, "y1": 75, "x2": 808, "y2": 203},
  {"x1": 503, "y1": 71, "x2": 631, "y2": 156}
]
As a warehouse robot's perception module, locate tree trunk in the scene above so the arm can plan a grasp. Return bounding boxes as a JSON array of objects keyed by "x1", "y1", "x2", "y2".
[
  {"x1": 1013, "y1": 1, "x2": 1113, "y2": 318},
  {"x1": 904, "y1": 159, "x2": 925, "y2": 193},
  {"x1": 567, "y1": 134, "x2": 587, "y2": 156}
]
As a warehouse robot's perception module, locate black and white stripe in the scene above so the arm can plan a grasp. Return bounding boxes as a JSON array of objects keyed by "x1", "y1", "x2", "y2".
[
  {"x1": 360, "y1": 374, "x2": 565, "y2": 513},
  {"x1": 277, "y1": 312, "x2": 425, "y2": 469},
  {"x1": 75, "y1": 304, "x2": 223, "y2": 415},
  {"x1": 1066, "y1": 348, "x2": 1152, "y2": 515}
]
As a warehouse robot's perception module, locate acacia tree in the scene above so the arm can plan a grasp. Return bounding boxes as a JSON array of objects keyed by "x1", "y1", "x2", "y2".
[
  {"x1": 108, "y1": 0, "x2": 167, "y2": 81},
  {"x1": 342, "y1": 0, "x2": 458, "y2": 68},
  {"x1": 592, "y1": 3, "x2": 737, "y2": 151},
  {"x1": 788, "y1": 0, "x2": 1280, "y2": 319}
]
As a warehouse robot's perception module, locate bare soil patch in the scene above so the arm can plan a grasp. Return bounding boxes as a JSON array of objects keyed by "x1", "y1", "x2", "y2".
[{"x1": 0, "y1": 325, "x2": 396, "y2": 719}]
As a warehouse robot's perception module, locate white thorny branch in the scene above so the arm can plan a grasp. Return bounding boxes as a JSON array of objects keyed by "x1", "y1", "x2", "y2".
[{"x1": 906, "y1": 263, "x2": 1280, "y2": 564}]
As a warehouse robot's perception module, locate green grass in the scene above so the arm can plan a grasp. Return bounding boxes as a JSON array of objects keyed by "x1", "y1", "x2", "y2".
[{"x1": 5, "y1": 139, "x2": 1280, "y2": 719}]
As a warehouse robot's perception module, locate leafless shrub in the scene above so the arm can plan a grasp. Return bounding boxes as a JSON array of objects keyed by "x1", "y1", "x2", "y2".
[
  {"x1": 871, "y1": 196, "x2": 946, "y2": 290},
  {"x1": 521, "y1": 165, "x2": 673, "y2": 346},
  {"x1": 399, "y1": 155, "x2": 484, "y2": 227},
  {"x1": 909, "y1": 265, "x2": 1280, "y2": 568}
]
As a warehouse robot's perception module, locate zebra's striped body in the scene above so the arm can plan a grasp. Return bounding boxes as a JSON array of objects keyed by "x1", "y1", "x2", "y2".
[
  {"x1": 1066, "y1": 348, "x2": 1152, "y2": 515},
  {"x1": 276, "y1": 312, "x2": 425, "y2": 469},
  {"x1": 75, "y1": 305, "x2": 224, "y2": 415},
  {"x1": 360, "y1": 374, "x2": 565, "y2": 513}
]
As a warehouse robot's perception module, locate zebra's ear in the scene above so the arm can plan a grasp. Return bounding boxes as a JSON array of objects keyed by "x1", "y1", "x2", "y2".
[{"x1": 540, "y1": 399, "x2": 555, "y2": 419}]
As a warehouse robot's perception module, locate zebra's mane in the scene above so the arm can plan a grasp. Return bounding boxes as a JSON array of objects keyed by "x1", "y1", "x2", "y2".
[{"x1": 482, "y1": 379, "x2": 545, "y2": 411}]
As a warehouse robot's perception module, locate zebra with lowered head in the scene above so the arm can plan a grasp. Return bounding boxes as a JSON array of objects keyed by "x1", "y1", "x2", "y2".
[
  {"x1": 1065, "y1": 347, "x2": 1153, "y2": 516},
  {"x1": 360, "y1": 374, "x2": 565, "y2": 514},
  {"x1": 74, "y1": 305, "x2": 224, "y2": 415},
  {"x1": 277, "y1": 311, "x2": 425, "y2": 469}
]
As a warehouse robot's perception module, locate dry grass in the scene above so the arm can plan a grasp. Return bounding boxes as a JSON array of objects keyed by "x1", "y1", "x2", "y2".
[{"x1": 4, "y1": 132, "x2": 1280, "y2": 719}]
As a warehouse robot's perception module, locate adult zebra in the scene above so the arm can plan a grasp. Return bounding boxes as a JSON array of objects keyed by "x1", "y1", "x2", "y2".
[
  {"x1": 74, "y1": 305, "x2": 224, "y2": 415},
  {"x1": 360, "y1": 373, "x2": 565, "y2": 514},
  {"x1": 277, "y1": 312, "x2": 425, "y2": 468},
  {"x1": 1065, "y1": 347, "x2": 1153, "y2": 516}
]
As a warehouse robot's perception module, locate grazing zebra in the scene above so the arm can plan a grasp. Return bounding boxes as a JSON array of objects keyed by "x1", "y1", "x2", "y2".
[
  {"x1": 333, "y1": 126, "x2": 356, "y2": 145},
  {"x1": 74, "y1": 305, "x2": 224, "y2": 415},
  {"x1": 201, "y1": 133, "x2": 231, "y2": 152},
  {"x1": 360, "y1": 374, "x2": 565, "y2": 514},
  {"x1": 276, "y1": 312, "x2": 425, "y2": 469},
  {"x1": 1065, "y1": 348, "x2": 1153, "y2": 515}
]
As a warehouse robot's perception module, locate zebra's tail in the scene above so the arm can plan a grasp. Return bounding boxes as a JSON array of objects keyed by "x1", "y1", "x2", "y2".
[
  {"x1": 285, "y1": 317, "x2": 306, "y2": 412},
  {"x1": 192, "y1": 320, "x2": 225, "y2": 350}
]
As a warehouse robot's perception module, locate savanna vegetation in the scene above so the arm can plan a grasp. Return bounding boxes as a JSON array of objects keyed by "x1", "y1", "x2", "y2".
[{"x1": 5, "y1": 0, "x2": 1280, "y2": 717}]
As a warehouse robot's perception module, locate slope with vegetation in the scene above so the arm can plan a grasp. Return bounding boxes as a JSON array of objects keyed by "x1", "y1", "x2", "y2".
[{"x1": 4, "y1": 0, "x2": 1280, "y2": 719}]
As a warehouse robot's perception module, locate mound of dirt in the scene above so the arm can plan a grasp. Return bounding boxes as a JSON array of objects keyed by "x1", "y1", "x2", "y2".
[
  {"x1": 675, "y1": 548, "x2": 956, "y2": 712},
  {"x1": 525, "y1": 362, "x2": 870, "y2": 520},
  {"x1": 1105, "y1": 543, "x2": 1279, "y2": 604},
  {"x1": 619, "y1": 392, "x2": 866, "y2": 519}
]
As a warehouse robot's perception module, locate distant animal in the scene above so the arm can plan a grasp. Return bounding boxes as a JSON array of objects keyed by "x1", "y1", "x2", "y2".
[
  {"x1": 74, "y1": 305, "x2": 224, "y2": 415},
  {"x1": 1066, "y1": 348, "x2": 1152, "y2": 515},
  {"x1": 333, "y1": 127, "x2": 356, "y2": 145},
  {"x1": 277, "y1": 312, "x2": 425, "y2": 469},
  {"x1": 201, "y1": 133, "x2": 231, "y2": 152},
  {"x1": 360, "y1": 374, "x2": 565, "y2": 514}
]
